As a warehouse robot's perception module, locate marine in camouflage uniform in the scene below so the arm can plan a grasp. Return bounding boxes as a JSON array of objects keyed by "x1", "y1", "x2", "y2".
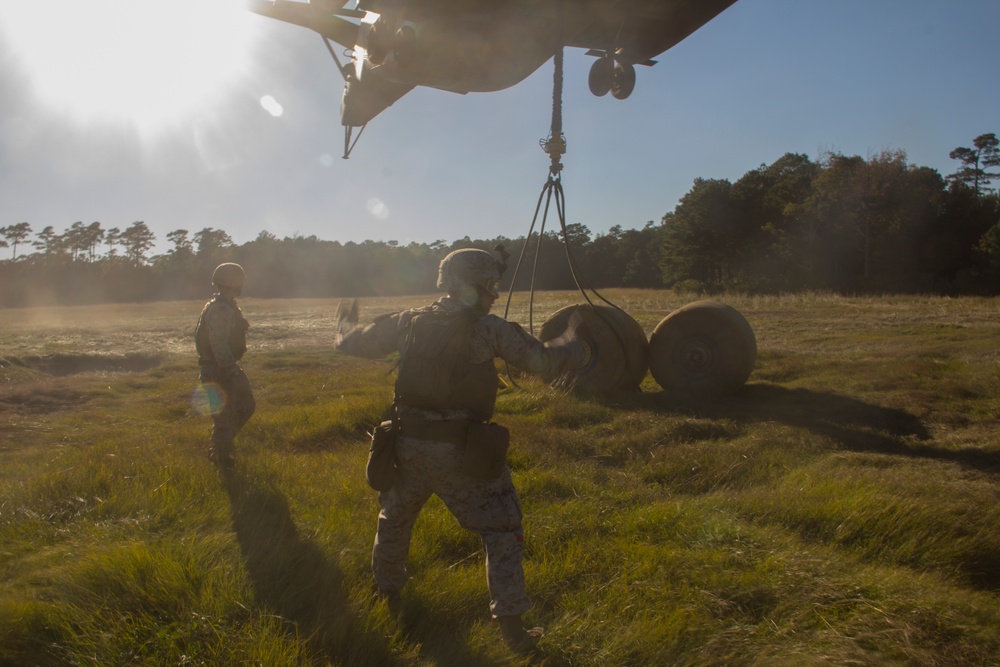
[
  {"x1": 336, "y1": 248, "x2": 590, "y2": 655},
  {"x1": 195, "y1": 263, "x2": 256, "y2": 468}
]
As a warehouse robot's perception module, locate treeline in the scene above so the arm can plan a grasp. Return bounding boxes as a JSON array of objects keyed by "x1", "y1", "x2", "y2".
[
  {"x1": 2, "y1": 135, "x2": 998, "y2": 306},
  {"x1": 0, "y1": 223, "x2": 660, "y2": 307},
  {"x1": 662, "y1": 140, "x2": 1000, "y2": 293}
]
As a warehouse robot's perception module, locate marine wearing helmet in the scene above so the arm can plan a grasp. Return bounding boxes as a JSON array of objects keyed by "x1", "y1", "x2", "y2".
[
  {"x1": 212, "y1": 262, "x2": 246, "y2": 291},
  {"x1": 195, "y1": 262, "x2": 255, "y2": 468},
  {"x1": 437, "y1": 248, "x2": 502, "y2": 307},
  {"x1": 334, "y1": 246, "x2": 593, "y2": 657}
]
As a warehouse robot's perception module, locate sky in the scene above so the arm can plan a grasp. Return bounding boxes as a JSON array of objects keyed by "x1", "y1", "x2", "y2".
[{"x1": 1, "y1": 0, "x2": 998, "y2": 257}]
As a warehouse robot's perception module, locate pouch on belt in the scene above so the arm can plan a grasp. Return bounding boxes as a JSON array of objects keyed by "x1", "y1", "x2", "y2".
[{"x1": 367, "y1": 420, "x2": 398, "y2": 491}]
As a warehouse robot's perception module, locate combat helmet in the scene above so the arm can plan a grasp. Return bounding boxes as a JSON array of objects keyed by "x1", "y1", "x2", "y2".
[
  {"x1": 212, "y1": 263, "x2": 245, "y2": 290},
  {"x1": 437, "y1": 249, "x2": 501, "y2": 298}
]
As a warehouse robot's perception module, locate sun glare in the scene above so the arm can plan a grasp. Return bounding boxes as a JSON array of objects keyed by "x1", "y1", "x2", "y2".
[{"x1": 0, "y1": 0, "x2": 260, "y2": 131}]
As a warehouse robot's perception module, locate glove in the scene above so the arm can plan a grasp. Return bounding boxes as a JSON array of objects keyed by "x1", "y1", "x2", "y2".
[
  {"x1": 545, "y1": 312, "x2": 591, "y2": 367},
  {"x1": 336, "y1": 298, "x2": 359, "y2": 328},
  {"x1": 545, "y1": 310, "x2": 597, "y2": 391},
  {"x1": 335, "y1": 298, "x2": 360, "y2": 345}
]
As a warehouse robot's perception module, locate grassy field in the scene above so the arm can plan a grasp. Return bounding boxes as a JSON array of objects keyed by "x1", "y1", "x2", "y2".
[{"x1": 1, "y1": 290, "x2": 999, "y2": 666}]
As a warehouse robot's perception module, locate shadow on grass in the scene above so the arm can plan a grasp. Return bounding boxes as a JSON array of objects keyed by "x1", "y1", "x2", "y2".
[
  {"x1": 392, "y1": 597, "x2": 516, "y2": 667},
  {"x1": 287, "y1": 423, "x2": 373, "y2": 453},
  {"x1": 623, "y1": 385, "x2": 1000, "y2": 591},
  {"x1": 219, "y1": 468, "x2": 397, "y2": 666},
  {"x1": 633, "y1": 383, "x2": 1000, "y2": 474},
  {"x1": 219, "y1": 469, "x2": 541, "y2": 665},
  {"x1": 1, "y1": 353, "x2": 162, "y2": 376}
]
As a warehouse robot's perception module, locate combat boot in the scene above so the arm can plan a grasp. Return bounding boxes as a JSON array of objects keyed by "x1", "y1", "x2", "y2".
[
  {"x1": 209, "y1": 435, "x2": 235, "y2": 469},
  {"x1": 208, "y1": 443, "x2": 235, "y2": 469},
  {"x1": 375, "y1": 587, "x2": 402, "y2": 615},
  {"x1": 496, "y1": 615, "x2": 543, "y2": 656}
]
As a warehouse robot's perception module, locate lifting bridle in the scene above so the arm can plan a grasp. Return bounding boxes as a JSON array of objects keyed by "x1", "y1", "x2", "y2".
[
  {"x1": 501, "y1": 4, "x2": 637, "y2": 389},
  {"x1": 502, "y1": 20, "x2": 626, "y2": 326}
]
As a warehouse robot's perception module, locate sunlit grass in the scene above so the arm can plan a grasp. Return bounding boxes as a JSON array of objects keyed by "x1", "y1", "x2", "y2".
[{"x1": 2, "y1": 291, "x2": 1000, "y2": 665}]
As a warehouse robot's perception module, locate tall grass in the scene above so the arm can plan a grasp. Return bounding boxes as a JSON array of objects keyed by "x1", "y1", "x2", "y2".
[{"x1": 2, "y1": 291, "x2": 999, "y2": 665}]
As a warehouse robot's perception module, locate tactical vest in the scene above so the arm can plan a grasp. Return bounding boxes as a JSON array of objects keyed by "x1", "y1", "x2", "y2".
[
  {"x1": 394, "y1": 306, "x2": 499, "y2": 421},
  {"x1": 195, "y1": 296, "x2": 248, "y2": 366}
]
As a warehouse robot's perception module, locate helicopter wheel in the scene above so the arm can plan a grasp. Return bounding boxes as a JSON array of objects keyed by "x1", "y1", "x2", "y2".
[
  {"x1": 611, "y1": 62, "x2": 636, "y2": 100},
  {"x1": 588, "y1": 56, "x2": 614, "y2": 97},
  {"x1": 393, "y1": 25, "x2": 416, "y2": 63},
  {"x1": 367, "y1": 22, "x2": 389, "y2": 66}
]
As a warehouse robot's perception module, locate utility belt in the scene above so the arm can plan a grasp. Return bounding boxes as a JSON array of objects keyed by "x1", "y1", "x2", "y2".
[
  {"x1": 398, "y1": 417, "x2": 470, "y2": 444},
  {"x1": 198, "y1": 362, "x2": 241, "y2": 383},
  {"x1": 366, "y1": 415, "x2": 510, "y2": 492}
]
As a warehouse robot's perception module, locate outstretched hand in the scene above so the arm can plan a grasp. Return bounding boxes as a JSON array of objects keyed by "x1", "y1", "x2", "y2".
[
  {"x1": 335, "y1": 298, "x2": 360, "y2": 345},
  {"x1": 547, "y1": 310, "x2": 596, "y2": 392}
]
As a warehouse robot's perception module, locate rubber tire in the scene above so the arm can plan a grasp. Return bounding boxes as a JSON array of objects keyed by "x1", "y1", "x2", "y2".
[
  {"x1": 393, "y1": 25, "x2": 416, "y2": 63},
  {"x1": 611, "y1": 63, "x2": 636, "y2": 100},
  {"x1": 648, "y1": 301, "x2": 756, "y2": 398},
  {"x1": 366, "y1": 22, "x2": 389, "y2": 66},
  {"x1": 588, "y1": 57, "x2": 614, "y2": 97},
  {"x1": 539, "y1": 304, "x2": 648, "y2": 394}
]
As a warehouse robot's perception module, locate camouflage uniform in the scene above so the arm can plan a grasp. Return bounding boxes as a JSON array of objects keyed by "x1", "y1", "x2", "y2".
[
  {"x1": 339, "y1": 296, "x2": 579, "y2": 618},
  {"x1": 195, "y1": 294, "x2": 255, "y2": 461}
]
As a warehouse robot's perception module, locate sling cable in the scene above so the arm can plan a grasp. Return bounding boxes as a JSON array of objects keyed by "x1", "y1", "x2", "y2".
[{"x1": 501, "y1": 11, "x2": 644, "y2": 393}]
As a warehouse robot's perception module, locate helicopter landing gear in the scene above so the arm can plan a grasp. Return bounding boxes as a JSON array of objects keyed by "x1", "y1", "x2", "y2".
[
  {"x1": 393, "y1": 25, "x2": 416, "y2": 63},
  {"x1": 611, "y1": 62, "x2": 635, "y2": 99},
  {"x1": 588, "y1": 56, "x2": 636, "y2": 100},
  {"x1": 366, "y1": 21, "x2": 389, "y2": 66},
  {"x1": 588, "y1": 55, "x2": 614, "y2": 96}
]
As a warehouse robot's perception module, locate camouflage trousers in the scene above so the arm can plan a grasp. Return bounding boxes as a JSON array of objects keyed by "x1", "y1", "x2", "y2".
[
  {"x1": 373, "y1": 436, "x2": 531, "y2": 618},
  {"x1": 199, "y1": 365, "x2": 256, "y2": 457}
]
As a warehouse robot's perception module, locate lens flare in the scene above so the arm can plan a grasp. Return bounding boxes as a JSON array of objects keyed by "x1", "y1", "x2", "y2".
[
  {"x1": 260, "y1": 95, "x2": 284, "y2": 117},
  {"x1": 367, "y1": 198, "x2": 390, "y2": 220},
  {"x1": 0, "y1": 0, "x2": 260, "y2": 131},
  {"x1": 191, "y1": 382, "x2": 226, "y2": 416}
]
